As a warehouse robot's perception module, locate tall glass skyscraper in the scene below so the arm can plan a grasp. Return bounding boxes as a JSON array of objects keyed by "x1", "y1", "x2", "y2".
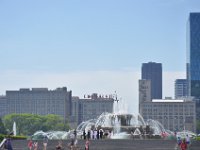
[
  {"x1": 187, "y1": 12, "x2": 200, "y2": 121},
  {"x1": 187, "y1": 13, "x2": 200, "y2": 98},
  {"x1": 142, "y1": 62, "x2": 162, "y2": 99}
]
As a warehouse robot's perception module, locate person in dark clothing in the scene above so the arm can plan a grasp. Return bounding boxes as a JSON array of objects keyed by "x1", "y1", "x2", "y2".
[
  {"x1": 83, "y1": 130, "x2": 86, "y2": 140},
  {"x1": 6, "y1": 138, "x2": 13, "y2": 150},
  {"x1": 87, "y1": 130, "x2": 90, "y2": 140},
  {"x1": 100, "y1": 129, "x2": 103, "y2": 139},
  {"x1": 43, "y1": 136, "x2": 48, "y2": 150},
  {"x1": 3, "y1": 138, "x2": 8, "y2": 149},
  {"x1": 97, "y1": 130, "x2": 100, "y2": 139},
  {"x1": 74, "y1": 130, "x2": 77, "y2": 138}
]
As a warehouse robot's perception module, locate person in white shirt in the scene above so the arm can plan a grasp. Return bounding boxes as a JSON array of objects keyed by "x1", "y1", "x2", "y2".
[
  {"x1": 90, "y1": 129, "x2": 94, "y2": 140},
  {"x1": 94, "y1": 129, "x2": 97, "y2": 140}
]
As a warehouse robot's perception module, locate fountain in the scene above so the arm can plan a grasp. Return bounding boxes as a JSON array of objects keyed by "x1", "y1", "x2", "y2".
[
  {"x1": 31, "y1": 130, "x2": 71, "y2": 140},
  {"x1": 177, "y1": 130, "x2": 197, "y2": 139},
  {"x1": 75, "y1": 98, "x2": 170, "y2": 139},
  {"x1": 31, "y1": 98, "x2": 197, "y2": 140},
  {"x1": 76, "y1": 111, "x2": 167, "y2": 139}
]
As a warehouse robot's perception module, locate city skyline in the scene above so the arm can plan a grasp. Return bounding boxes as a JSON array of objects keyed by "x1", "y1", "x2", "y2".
[{"x1": 0, "y1": 0, "x2": 199, "y2": 113}]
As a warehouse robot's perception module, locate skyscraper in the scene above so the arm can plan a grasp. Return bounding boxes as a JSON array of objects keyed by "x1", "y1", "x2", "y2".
[
  {"x1": 187, "y1": 12, "x2": 200, "y2": 98},
  {"x1": 142, "y1": 62, "x2": 162, "y2": 99},
  {"x1": 187, "y1": 12, "x2": 200, "y2": 121},
  {"x1": 175, "y1": 79, "x2": 188, "y2": 99}
]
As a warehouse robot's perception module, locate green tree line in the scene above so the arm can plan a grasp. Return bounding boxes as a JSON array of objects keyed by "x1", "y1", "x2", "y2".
[{"x1": 1, "y1": 113, "x2": 70, "y2": 136}]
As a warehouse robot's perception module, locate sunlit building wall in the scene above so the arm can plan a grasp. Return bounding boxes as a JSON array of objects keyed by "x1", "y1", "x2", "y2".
[
  {"x1": 139, "y1": 79, "x2": 151, "y2": 114},
  {"x1": 72, "y1": 93, "x2": 114, "y2": 125},
  {"x1": 6, "y1": 87, "x2": 72, "y2": 122},
  {"x1": 140, "y1": 98, "x2": 196, "y2": 132}
]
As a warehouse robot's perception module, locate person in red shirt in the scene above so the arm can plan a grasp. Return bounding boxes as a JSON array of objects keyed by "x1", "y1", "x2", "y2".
[
  {"x1": 85, "y1": 139, "x2": 90, "y2": 150},
  {"x1": 27, "y1": 140, "x2": 33, "y2": 150},
  {"x1": 180, "y1": 138, "x2": 187, "y2": 150}
]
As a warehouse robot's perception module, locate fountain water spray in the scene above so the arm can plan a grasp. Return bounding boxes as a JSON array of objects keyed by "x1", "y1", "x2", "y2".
[{"x1": 13, "y1": 122, "x2": 16, "y2": 136}]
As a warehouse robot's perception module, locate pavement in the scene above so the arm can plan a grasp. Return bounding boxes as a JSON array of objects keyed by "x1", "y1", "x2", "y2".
[{"x1": 2, "y1": 139, "x2": 200, "y2": 150}]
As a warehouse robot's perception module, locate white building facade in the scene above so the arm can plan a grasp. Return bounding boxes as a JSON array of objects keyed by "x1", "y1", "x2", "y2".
[{"x1": 140, "y1": 99, "x2": 196, "y2": 132}]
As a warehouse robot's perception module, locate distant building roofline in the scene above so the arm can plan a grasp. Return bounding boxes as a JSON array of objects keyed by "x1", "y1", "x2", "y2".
[{"x1": 152, "y1": 99, "x2": 184, "y2": 103}]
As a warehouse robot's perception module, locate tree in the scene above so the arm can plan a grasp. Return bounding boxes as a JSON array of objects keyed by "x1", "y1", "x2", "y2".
[
  {"x1": 0, "y1": 117, "x2": 7, "y2": 134},
  {"x1": 3, "y1": 113, "x2": 70, "y2": 136}
]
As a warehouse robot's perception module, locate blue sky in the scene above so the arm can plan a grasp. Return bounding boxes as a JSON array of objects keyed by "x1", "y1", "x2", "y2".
[
  {"x1": 0, "y1": 0, "x2": 199, "y2": 112},
  {"x1": 1, "y1": 0, "x2": 199, "y2": 72}
]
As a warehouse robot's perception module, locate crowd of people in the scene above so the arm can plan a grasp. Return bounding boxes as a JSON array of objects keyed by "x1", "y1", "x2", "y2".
[
  {"x1": 82, "y1": 128, "x2": 105, "y2": 140},
  {"x1": 65, "y1": 128, "x2": 106, "y2": 150},
  {"x1": 26, "y1": 129, "x2": 92, "y2": 150},
  {"x1": 27, "y1": 135, "x2": 48, "y2": 150}
]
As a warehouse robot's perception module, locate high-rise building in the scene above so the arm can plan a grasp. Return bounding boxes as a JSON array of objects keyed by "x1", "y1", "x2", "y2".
[
  {"x1": 187, "y1": 12, "x2": 200, "y2": 98},
  {"x1": 175, "y1": 79, "x2": 188, "y2": 99},
  {"x1": 187, "y1": 12, "x2": 200, "y2": 121},
  {"x1": 142, "y1": 62, "x2": 162, "y2": 99}
]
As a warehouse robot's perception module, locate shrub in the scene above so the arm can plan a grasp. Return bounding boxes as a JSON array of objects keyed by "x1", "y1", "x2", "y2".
[
  {"x1": 0, "y1": 134, "x2": 27, "y2": 141},
  {"x1": 195, "y1": 136, "x2": 200, "y2": 140}
]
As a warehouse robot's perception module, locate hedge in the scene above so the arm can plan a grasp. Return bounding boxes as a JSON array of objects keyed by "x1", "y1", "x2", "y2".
[
  {"x1": 195, "y1": 136, "x2": 200, "y2": 140},
  {"x1": 0, "y1": 134, "x2": 27, "y2": 141}
]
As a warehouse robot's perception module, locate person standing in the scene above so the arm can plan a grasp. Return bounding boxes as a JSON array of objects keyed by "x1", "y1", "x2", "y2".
[
  {"x1": 186, "y1": 135, "x2": 190, "y2": 145},
  {"x1": 74, "y1": 130, "x2": 77, "y2": 138},
  {"x1": 69, "y1": 132, "x2": 75, "y2": 150},
  {"x1": 27, "y1": 139, "x2": 33, "y2": 150},
  {"x1": 33, "y1": 140, "x2": 38, "y2": 150},
  {"x1": 87, "y1": 130, "x2": 90, "y2": 140},
  {"x1": 94, "y1": 129, "x2": 97, "y2": 140},
  {"x1": 100, "y1": 129, "x2": 103, "y2": 139},
  {"x1": 180, "y1": 139, "x2": 187, "y2": 150},
  {"x1": 83, "y1": 130, "x2": 86, "y2": 140},
  {"x1": 85, "y1": 139, "x2": 90, "y2": 150},
  {"x1": 43, "y1": 136, "x2": 48, "y2": 150},
  {"x1": 97, "y1": 130, "x2": 100, "y2": 140},
  {"x1": 6, "y1": 138, "x2": 13, "y2": 150},
  {"x1": 177, "y1": 136, "x2": 182, "y2": 147},
  {"x1": 90, "y1": 129, "x2": 93, "y2": 140}
]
